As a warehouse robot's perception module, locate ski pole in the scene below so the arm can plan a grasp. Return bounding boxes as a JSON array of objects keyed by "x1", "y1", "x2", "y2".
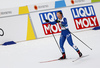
[
  {"x1": 61, "y1": 22, "x2": 92, "y2": 50},
  {"x1": 67, "y1": 29, "x2": 92, "y2": 50},
  {"x1": 48, "y1": 24, "x2": 62, "y2": 54}
]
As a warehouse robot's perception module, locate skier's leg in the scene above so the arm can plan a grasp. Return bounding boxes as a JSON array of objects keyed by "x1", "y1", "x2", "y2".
[
  {"x1": 59, "y1": 35, "x2": 66, "y2": 59},
  {"x1": 59, "y1": 35, "x2": 66, "y2": 53},
  {"x1": 66, "y1": 34, "x2": 78, "y2": 51},
  {"x1": 67, "y1": 34, "x2": 82, "y2": 57}
]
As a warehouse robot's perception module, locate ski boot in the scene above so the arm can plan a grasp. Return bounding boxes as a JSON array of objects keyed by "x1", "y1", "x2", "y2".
[
  {"x1": 59, "y1": 52, "x2": 66, "y2": 60},
  {"x1": 77, "y1": 50, "x2": 82, "y2": 57}
]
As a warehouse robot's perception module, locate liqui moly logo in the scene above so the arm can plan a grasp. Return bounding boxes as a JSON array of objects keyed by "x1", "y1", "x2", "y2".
[
  {"x1": 71, "y1": 5, "x2": 99, "y2": 30},
  {"x1": 39, "y1": 10, "x2": 62, "y2": 35}
]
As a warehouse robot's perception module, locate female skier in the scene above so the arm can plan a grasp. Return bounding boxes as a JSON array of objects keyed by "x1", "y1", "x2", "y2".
[{"x1": 45, "y1": 11, "x2": 82, "y2": 60}]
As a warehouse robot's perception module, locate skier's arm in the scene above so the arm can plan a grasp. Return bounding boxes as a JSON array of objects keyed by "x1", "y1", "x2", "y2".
[
  {"x1": 61, "y1": 18, "x2": 67, "y2": 25},
  {"x1": 45, "y1": 19, "x2": 58, "y2": 25}
]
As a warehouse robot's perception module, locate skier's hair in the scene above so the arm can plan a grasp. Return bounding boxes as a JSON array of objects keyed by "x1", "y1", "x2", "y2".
[{"x1": 57, "y1": 11, "x2": 63, "y2": 16}]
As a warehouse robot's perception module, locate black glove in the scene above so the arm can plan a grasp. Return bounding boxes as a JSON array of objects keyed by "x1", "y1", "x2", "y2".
[
  {"x1": 55, "y1": 20, "x2": 60, "y2": 23},
  {"x1": 45, "y1": 19, "x2": 49, "y2": 22}
]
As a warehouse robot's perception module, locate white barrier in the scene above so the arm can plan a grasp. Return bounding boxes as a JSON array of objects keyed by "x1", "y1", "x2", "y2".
[
  {"x1": 0, "y1": 14, "x2": 36, "y2": 44},
  {"x1": 0, "y1": 7, "x2": 19, "y2": 17},
  {"x1": 29, "y1": 2, "x2": 100, "y2": 38},
  {"x1": 0, "y1": 15, "x2": 28, "y2": 44},
  {"x1": 28, "y1": 1, "x2": 55, "y2": 12},
  {"x1": 0, "y1": 6, "x2": 29, "y2": 17},
  {"x1": 0, "y1": 1, "x2": 100, "y2": 44}
]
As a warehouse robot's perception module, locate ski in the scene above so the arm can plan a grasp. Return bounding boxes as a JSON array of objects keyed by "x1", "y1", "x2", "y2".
[
  {"x1": 40, "y1": 58, "x2": 73, "y2": 63},
  {"x1": 40, "y1": 55, "x2": 89, "y2": 63},
  {"x1": 72, "y1": 55, "x2": 89, "y2": 62},
  {"x1": 40, "y1": 59, "x2": 58, "y2": 63}
]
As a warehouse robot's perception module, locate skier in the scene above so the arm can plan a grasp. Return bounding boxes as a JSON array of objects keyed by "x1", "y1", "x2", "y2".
[{"x1": 45, "y1": 11, "x2": 82, "y2": 60}]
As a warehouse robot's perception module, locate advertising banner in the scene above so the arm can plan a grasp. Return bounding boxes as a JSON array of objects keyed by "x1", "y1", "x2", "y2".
[
  {"x1": 30, "y1": 2, "x2": 100, "y2": 38},
  {"x1": 65, "y1": 0, "x2": 91, "y2": 6},
  {"x1": 71, "y1": 5, "x2": 99, "y2": 30},
  {"x1": 30, "y1": 10, "x2": 63, "y2": 38}
]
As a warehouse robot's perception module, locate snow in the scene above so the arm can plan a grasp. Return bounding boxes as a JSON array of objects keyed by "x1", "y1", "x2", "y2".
[{"x1": 0, "y1": 30, "x2": 100, "y2": 68}]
